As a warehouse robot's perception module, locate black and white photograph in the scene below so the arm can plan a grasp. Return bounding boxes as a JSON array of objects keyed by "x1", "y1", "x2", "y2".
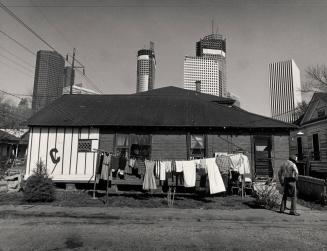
[{"x1": 0, "y1": 0, "x2": 327, "y2": 250}]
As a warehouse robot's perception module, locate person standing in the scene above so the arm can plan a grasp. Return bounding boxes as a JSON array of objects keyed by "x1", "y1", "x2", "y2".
[{"x1": 278, "y1": 155, "x2": 300, "y2": 216}]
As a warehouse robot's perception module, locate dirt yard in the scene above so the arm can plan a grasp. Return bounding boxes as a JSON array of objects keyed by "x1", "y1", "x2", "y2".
[{"x1": 0, "y1": 204, "x2": 326, "y2": 250}]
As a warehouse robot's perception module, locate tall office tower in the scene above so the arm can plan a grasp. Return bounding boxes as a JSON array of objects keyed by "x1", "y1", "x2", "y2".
[
  {"x1": 184, "y1": 33, "x2": 227, "y2": 97},
  {"x1": 32, "y1": 50, "x2": 65, "y2": 113},
  {"x1": 136, "y1": 41, "x2": 156, "y2": 93},
  {"x1": 63, "y1": 66, "x2": 75, "y2": 88},
  {"x1": 269, "y1": 59, "x2": 302, "y2": 123}
]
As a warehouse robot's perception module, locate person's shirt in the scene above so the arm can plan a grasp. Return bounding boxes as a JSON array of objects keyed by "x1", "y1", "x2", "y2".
[{"x1": 278, "y1": 160, "x2": 299, "y2": 184}]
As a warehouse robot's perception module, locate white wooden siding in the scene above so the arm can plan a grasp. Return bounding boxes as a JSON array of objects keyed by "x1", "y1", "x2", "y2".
[{"x1": 25, "y1": 127, "x2": 99, "y2": 182}]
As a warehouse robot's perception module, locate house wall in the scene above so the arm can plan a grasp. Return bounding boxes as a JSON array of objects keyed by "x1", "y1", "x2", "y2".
[
  {"x1": 290, "y1": 120, "x2": 327, "y2": 161},
  {"x1": 152, "y1": 134, "x2": 187, "y2": 160},
  {"x1": 25, "y1": 126, "x2": 99, "y2": 182}
]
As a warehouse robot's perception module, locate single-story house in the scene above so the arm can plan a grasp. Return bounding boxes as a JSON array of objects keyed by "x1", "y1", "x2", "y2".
[
  {"x1": 25, "y1": 86, "x2": 296, "y2": 184},
  {"x1": 0, "y1": 129, "x2": 29, "y2": 161},
  {"x1": 289, "y1": 92, "x2": 327, "y2": 178}
]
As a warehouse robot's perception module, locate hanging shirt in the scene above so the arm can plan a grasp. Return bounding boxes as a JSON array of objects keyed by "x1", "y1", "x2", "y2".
[
  {"x1": 215, "y1": 155, "x2": 232, "y2": 174},
  {"x1": 239, "y1": 155, "x2": 251, "y2": 175},
  {"x1": 164, "y1": 161, "x2": 172, "y2": 173},
  {"x1": 182, "y1": 160, "x2": 196, "y2": 187},
  {"x1": 175, "y1": 161, "x2": 183, "y2": 173},
  {"x1": 129, "y1": 158, "x2": 136, "y2": 168},
  {"x1": 229, "y1": 154, "x2": 243, "y2": 172},
  {"x1": 205, "y1": 158, "x2": 226, "y2": 194}
]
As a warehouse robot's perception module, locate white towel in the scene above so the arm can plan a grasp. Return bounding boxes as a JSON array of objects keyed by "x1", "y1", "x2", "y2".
[
  {"x1": 159, "y1": 161, "x2": 166, "y2": 181},
  {"x1": 175, "y1": 161, "x2": 183, "y2": 173},
  {"x1": 205, "y1": 158, "x2": 226, "y2": 194},
  {"x1": 182, "y1": 160, "x2": 196, "y2": 187}
]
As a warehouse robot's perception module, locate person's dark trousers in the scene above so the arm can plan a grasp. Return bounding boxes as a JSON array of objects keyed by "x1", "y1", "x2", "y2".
[{"x1": 280, "y1": 181, "x2": 297, "y2": 214}]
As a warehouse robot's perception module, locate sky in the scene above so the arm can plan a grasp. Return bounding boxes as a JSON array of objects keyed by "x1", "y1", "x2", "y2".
[{"x1": 1, "y1": 0, "x2": 327, "y2": 116}]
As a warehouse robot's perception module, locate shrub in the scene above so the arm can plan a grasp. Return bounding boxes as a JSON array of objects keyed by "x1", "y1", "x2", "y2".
[
  {"x1": 23, "y1": 160, "x2": 55, "y2": 202},
  {"x1": 253, "y1": 180, "x2": 280, "y2": 209}
]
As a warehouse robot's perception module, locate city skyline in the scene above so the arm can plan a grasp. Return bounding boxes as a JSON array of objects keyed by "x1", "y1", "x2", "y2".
[{"x1": 1, "y1": 0, "x2": 327, "y2": 116}]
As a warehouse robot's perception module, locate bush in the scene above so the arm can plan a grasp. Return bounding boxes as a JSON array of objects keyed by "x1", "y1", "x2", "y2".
[
  {"x1": 253, "y1": 180, "x2": 280, "y2": 209},
  {"x1": 23, "y1": 160, "x2": 55, "y2": 202}
]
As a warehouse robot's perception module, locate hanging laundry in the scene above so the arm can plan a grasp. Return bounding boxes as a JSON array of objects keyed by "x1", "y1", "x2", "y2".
[
  {"x1": 165, "y1": 161, "x2": 172, "y2": 172},
  {"x1": 182, "y1": 160, "x2": 196, "y2": 187},
  {"x1": 215, "y1": 155, "x2": 232, "y2": 175},
  {"x1": 101, "y1": 154, "x2": 111, "y2": 180},
  {"x1": 96, "y1": 153, "x2": 104, "y2": 175},
  {"x1": 129, "y1": 158, "x2": 136, "y2": 168},
  {"x1": 143, "y1": 160, "x2": 157, "y2": 190},
  {"x1": 239, "y1": 155, "x2": 251, "y2": 175},
  {"x1": 205, "y1": 158, "x2": 226, "y2": 194},
  {"x1": 229, "y1": 154, "x2": 243, "y2": 172},
  {"x1": 159, "y1": 161, "x2": 166, "y2": 181},
  {"x1": 175, "y1": 161, "x2": 183, "y2": 173}
]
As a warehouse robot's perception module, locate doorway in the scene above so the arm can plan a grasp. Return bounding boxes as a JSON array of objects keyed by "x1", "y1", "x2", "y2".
[
  {"x1": 312, "y1": 133, "x2": 320, "y2": 160},
  {"x1": 254, "y1": 136, "x2": 273, "y2": 178}
]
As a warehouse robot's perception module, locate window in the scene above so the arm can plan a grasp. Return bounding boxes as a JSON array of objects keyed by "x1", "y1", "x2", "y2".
[
  {"x1": 189, "y1": 135, "x2": 206, "y2": 159},
  {"x1": 78, "y1": 139, "x2": 92, "y2": 152},
  {"x1": 317, "y1": 108, "x2": 325, "y2": 118}
]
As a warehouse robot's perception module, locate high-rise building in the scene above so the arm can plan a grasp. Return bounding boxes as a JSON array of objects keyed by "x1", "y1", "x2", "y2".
[
  {"x1": 269, "y1": 59, "x2": 302, "y2": 123},
  {"x1": 136, "y1": 41, "x2": 156, "y2": 93},
  {"x1": 184, "y1": 33, "x2": 227, "y2": 97},
  {"x1": 32, "y1": 50, "x2": 65, "y2": 113}
]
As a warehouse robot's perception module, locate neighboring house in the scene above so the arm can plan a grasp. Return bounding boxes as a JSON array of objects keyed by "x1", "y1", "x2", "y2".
[
  {"x1": 25, "y1": 86, "x2": 295, "y2": 184},
  {"x1": 0, "y1": 129, "x2": 29, "y2": 161},
  {"x1": 290, "y1": 92, "x2": 327, "y2": 178}
]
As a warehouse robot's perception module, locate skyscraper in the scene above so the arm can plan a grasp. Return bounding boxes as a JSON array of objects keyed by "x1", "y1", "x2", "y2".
[
  {"x1": 184, "y1": 33, "x2": 227, "y2": 97},
  {"x1": 136, "y1": 42, "x2": 156, "y2": 93},
  {"x1": 269, "y1": 59, "x2": 302, "y2": 123},
  {"x1": 32, "y1": 50, "x2": 65, "y2": 113}
]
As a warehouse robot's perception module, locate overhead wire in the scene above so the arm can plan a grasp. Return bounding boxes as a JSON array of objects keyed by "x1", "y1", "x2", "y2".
[
  {"x1": 0, "y1": 1, "x2": 57, "y2": 51},
  {"x1": 0, "y1": 29, "x2": 36, "y2": 56},
  {"x1": 0, "y1": 51, "x2": 34, "y2": 73},
  {"x1": 0, "y1": 58, "x2": 34, "y2": 79},
  {"x1": 0, "y1": 45, "x2": 35, "y2": 68},
  {"x1": 0, "y1": 2, "x2": 104, "y2": 94}
]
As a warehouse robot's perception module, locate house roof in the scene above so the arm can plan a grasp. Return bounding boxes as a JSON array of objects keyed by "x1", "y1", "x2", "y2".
[
  {"x1": 27, "y1": 86, "x2": 296, "y2": 130},
  {"x1": 298, "y1": 92, "x2": 327, "y2": 126},
  {"x1": 0, "y1": 129, "x2": 28, "y2": 142}
]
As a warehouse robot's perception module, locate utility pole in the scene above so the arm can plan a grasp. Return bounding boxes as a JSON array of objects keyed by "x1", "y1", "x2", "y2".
[
  {"x1": 70, "y1": 48, "x2": 75, "y2": 95},
  {"x1": 66, "y1": 48, "x2": 85, "y2": 95}
]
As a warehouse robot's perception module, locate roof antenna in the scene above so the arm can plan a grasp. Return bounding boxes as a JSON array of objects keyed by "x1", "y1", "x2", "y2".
[
  {"x1": 216, "y1": 25, "x2": 219, "y2": 35},
  {"x1": 211, "y1": 19, "x2": 214, "y2": 34}
]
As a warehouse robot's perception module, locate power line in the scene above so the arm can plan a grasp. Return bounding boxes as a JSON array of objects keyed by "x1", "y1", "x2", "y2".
[
  {"x1": 0, "y1": 59, "x2": 34, "y2": 79},
  {"x1": 0, "y1": 51, "x2": 34, "y2": 73},
  {"x1": 0, "y1": 29, "x2": 36, "y2": 56},
  {"x1": 0, "y1": 2, "x2": 104, "y2": 94},
  {"x1": 0, "y1": 1, "x2": 57, "y2": 51},
  {"x1": 0, "y1": 45, "x2": 35, "y2": 68}
]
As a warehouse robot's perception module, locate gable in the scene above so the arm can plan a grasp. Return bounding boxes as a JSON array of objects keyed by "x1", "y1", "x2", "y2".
[{"x1": 301, "y1": 93, "x2": 327, "y2": 125}]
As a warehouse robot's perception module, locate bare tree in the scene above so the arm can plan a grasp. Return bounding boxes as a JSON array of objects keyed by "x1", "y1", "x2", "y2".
[{"x1": 302, "y1": 65, "x2": 327, "y2": 93}]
